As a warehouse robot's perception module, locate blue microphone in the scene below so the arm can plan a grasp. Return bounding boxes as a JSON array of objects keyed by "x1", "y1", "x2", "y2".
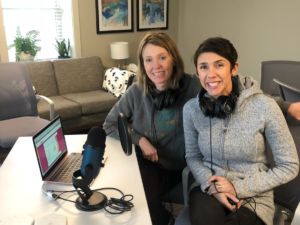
[{"x1": 80, "y1": 126, "x2": 106, "y2": 180}]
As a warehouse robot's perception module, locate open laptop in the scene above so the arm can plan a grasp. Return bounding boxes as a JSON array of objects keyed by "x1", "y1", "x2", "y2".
[{"x1": 33, "y1": 116, "x2": 82, "y2": 185}]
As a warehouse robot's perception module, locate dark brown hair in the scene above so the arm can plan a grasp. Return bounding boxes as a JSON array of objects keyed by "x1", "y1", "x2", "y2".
[{"x1": 193, "y1": 37, "x2": 238, "y2": 70}]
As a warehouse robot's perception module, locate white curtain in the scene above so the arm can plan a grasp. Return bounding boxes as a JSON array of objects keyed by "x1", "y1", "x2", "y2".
[{"x1": 0, "y1": 0, "x2": 8, "y2": 62}]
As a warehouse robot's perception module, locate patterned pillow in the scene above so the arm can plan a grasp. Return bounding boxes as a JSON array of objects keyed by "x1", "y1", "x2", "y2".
[{"x1": 103, "y1": 67, "x2": 136, "y2": 98}]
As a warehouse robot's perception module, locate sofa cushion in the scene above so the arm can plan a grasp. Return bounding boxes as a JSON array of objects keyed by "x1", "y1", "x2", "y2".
[
  {"x1": 63, "y1": 90, "x2": 117, "y2": 115},
  {"x1": 26, "y1": 61, "x2": 58, "y2": 96},
  {"x1": 53, "y1": 56, "x2": 105, "y2": 95},
  {"x1": 37, "y1": 96, "x2": 81, "y2": 120}
]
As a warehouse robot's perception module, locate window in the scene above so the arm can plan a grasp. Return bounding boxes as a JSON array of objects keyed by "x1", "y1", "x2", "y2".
[{"x1": 1, "y1": 0, "x2": 74, "y2": 61}]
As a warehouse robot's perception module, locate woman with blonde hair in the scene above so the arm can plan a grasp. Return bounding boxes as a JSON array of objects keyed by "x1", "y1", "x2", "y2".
[{"x1": 104, "y1": 32, "x2": 200, "y2": 225}]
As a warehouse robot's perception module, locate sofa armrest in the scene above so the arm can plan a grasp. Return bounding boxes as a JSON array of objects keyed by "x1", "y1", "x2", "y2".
[{"x1": 36, "y1": 94, "x2": 55, "y2": 120}]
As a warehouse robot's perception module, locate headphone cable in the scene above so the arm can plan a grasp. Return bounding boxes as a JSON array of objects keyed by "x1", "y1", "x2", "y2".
[{"x1": 209, "y1": 118, "x2": 213, "y2": 174}]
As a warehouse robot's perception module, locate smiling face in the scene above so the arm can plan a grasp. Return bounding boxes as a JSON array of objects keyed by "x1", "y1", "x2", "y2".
[
  {"x1": 142, "y1": 43, "x2": 174, "y2": 91},
  {"x1": 196, "y1": 52, "x2": 238, "y2": 98}
]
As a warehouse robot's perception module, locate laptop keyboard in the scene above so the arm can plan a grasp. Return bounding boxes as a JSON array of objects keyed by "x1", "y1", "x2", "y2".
[{"x1": 51, "y1": 153, "x2": 82, "y2": 183}]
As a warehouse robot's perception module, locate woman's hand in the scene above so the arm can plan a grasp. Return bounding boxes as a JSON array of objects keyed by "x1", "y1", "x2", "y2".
[
  {"x1": 208, "y1": 175, "x2": 236, "y2": 196},
  {"x1": 207, "y1": 175, "x2": 242, "y2": 211},
  {"x1": 138, "y1": 137, "x2": 159, "y2": 162},
  {"x1": 213, "y1": 192, "x2": 240, "y2": 212}
]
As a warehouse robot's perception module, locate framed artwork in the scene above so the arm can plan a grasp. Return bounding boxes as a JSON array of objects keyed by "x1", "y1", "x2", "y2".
[
  {"x1": 95, "y1": 0, "x2": 133, "y2": 34},
  {"x1": 137, "y1": 0, "x2": 168, "y2": 31}
]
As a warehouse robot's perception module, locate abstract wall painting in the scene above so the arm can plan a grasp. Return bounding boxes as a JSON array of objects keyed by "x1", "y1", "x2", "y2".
[
  {"x1": 96, "y1": 0, "x2": 133, "y2": 34},
  {"x1": 137, "y1": 0, "x2": 168, "y2": 31}
]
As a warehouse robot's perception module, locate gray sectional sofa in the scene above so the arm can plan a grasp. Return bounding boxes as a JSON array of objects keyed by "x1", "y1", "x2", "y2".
[{"x1": 25, "y1": 56, "x2": 118, "y2": 133}]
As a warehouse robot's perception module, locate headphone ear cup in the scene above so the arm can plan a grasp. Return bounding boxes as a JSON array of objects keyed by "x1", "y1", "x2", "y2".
[
  {"x1": 213, "y1": 99, "x2": 221, "y2": 117},
  {"x1": 199, "y1": 91, "x2": 236, "y2": 118},
  {"x1": 199, "y1": 96, "x2": 215, "y2": 118},
  {"x1": 218, "y1": 95, "x2": 237, "y2": 118},
  {"x1": 153, "y1": 89, "x2": 179, "y2": 110},
  {"x1": 215, "y1": 96, "x2": 227, "y2": 118},
  {"x1": 222, "y1": 98, "x2": 233, "y2": 115}
]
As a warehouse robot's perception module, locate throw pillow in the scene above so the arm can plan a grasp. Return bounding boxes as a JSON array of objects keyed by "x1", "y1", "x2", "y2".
[{"x1": 103, "y1": 67, "x2": 136, "y2": 98}]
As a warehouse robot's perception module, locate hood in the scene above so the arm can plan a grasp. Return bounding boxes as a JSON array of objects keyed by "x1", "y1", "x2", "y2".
[{"x1": 236, "y1": 75, "x2": 263, "y2": 109}]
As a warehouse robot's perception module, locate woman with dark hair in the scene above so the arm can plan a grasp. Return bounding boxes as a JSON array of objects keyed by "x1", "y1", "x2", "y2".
[
  {"x1": 103, "y1": 32, "x2": 200, "y2": 225},
  {"x1": 183, "y1": 37, "x2": 299, "y2": 225}
]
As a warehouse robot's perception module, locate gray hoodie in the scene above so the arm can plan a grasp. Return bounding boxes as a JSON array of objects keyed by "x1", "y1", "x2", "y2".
[
  {"x1": 183, "y1": 75, "x2": 299, "y2": 225},
  {"x1": 103, "y1": 74, "x2": 200, "y2": 170}
]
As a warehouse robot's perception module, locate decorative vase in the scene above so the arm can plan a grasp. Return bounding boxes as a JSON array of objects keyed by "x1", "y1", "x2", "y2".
[{"x1": 19, "y1": 51, "x2": 34, "y2": 61}]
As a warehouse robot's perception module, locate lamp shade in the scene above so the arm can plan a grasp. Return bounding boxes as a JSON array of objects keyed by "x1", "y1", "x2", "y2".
[{"x1": 110, "y1": 42, "x2": 129, "y2": 60}]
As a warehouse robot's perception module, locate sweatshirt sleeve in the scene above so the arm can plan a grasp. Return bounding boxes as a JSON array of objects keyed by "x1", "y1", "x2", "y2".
[
  {"x1": 103, "y1": 85, "x2": 134, "y2": 138},
  {"x1": 103, "y1": 85, "x2": 144, "y2": 145},
  {"x1": 183, "y1": 101, "x2": 213, "y2": 192},
  {"x1": 232, "y1": 98, "x2": 299, "y2": 198}
]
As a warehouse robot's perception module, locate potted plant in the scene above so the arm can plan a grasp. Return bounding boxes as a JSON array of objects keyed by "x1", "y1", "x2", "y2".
[
  {"x1": 9, "y1": 27, "x2": 41, "y2": 61},
  {"x1": 55, "y1": 38, "x2": 71, "y2": 59}
]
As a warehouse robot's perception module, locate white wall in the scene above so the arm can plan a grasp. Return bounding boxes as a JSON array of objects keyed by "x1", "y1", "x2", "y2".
[{"x1": 177, "y1": 0, "x2": 300, "y2": 83}]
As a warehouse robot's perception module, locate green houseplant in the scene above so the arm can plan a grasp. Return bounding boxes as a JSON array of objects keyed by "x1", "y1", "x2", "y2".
[
  {"x1": 10, "y1": 27, "x2": 41, "y2": 61},
  {"x1": 55, "y1": 38, "x2": 71, "y2": 59}
]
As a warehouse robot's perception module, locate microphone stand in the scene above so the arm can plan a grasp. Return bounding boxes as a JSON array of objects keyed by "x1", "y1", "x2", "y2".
[{"x1": 72, "y1": 167, "x2": 107, "y2": 211}]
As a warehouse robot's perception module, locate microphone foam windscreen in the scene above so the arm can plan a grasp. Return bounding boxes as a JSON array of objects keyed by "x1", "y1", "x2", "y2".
[{"x1": 86, "y1": 126, "x2": 106, "y2": 148}]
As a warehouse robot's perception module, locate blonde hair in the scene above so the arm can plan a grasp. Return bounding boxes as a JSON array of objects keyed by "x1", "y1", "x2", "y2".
[{"x1": 137, "y1": 32, "x2": 184, "y2": 94}]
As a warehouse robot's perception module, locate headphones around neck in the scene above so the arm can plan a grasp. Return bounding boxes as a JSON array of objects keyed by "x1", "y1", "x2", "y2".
[
  {"x1": 198, "y1": 75, "x2": 239, "y2": 118},
  {"x1": 149, "y1": 79, "x2": 184, "y2": 111}
]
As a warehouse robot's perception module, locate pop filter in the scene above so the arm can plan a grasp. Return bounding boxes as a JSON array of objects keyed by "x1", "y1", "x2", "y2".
[{"x1": 118, "y1": 113, "x2": 132, "y2": 156}]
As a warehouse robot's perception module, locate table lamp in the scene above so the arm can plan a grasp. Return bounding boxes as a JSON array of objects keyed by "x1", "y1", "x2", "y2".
[{"x1": 110, "y1": 42, "x2": 129, "y2": 69}]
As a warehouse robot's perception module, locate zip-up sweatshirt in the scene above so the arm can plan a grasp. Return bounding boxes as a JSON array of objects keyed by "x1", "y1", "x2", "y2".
[{"x1": 183, "y1": 75, "x2": 299, "y2": 225}]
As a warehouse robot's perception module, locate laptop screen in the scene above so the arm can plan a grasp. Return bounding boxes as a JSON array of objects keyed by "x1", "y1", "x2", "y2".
[{"x1": 33, "y1": 116, "x2": 67, "y2": 177}]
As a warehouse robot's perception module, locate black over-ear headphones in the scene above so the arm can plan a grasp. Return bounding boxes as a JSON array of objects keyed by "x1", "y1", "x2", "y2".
[
  {"x1": 198, "y1": 75, "x2": 239, "y2": 118},
  {"x1": 149, "y1": 84, "x2": 182, "y2": 111}
]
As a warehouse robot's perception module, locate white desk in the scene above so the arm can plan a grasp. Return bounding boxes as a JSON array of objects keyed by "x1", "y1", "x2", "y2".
[
  {"x1": 292, "y1": 203, "x2": 300, "y2": 225},
  {"x1": 0, "y1": 135, "x2": 152, "y2": 225}
]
